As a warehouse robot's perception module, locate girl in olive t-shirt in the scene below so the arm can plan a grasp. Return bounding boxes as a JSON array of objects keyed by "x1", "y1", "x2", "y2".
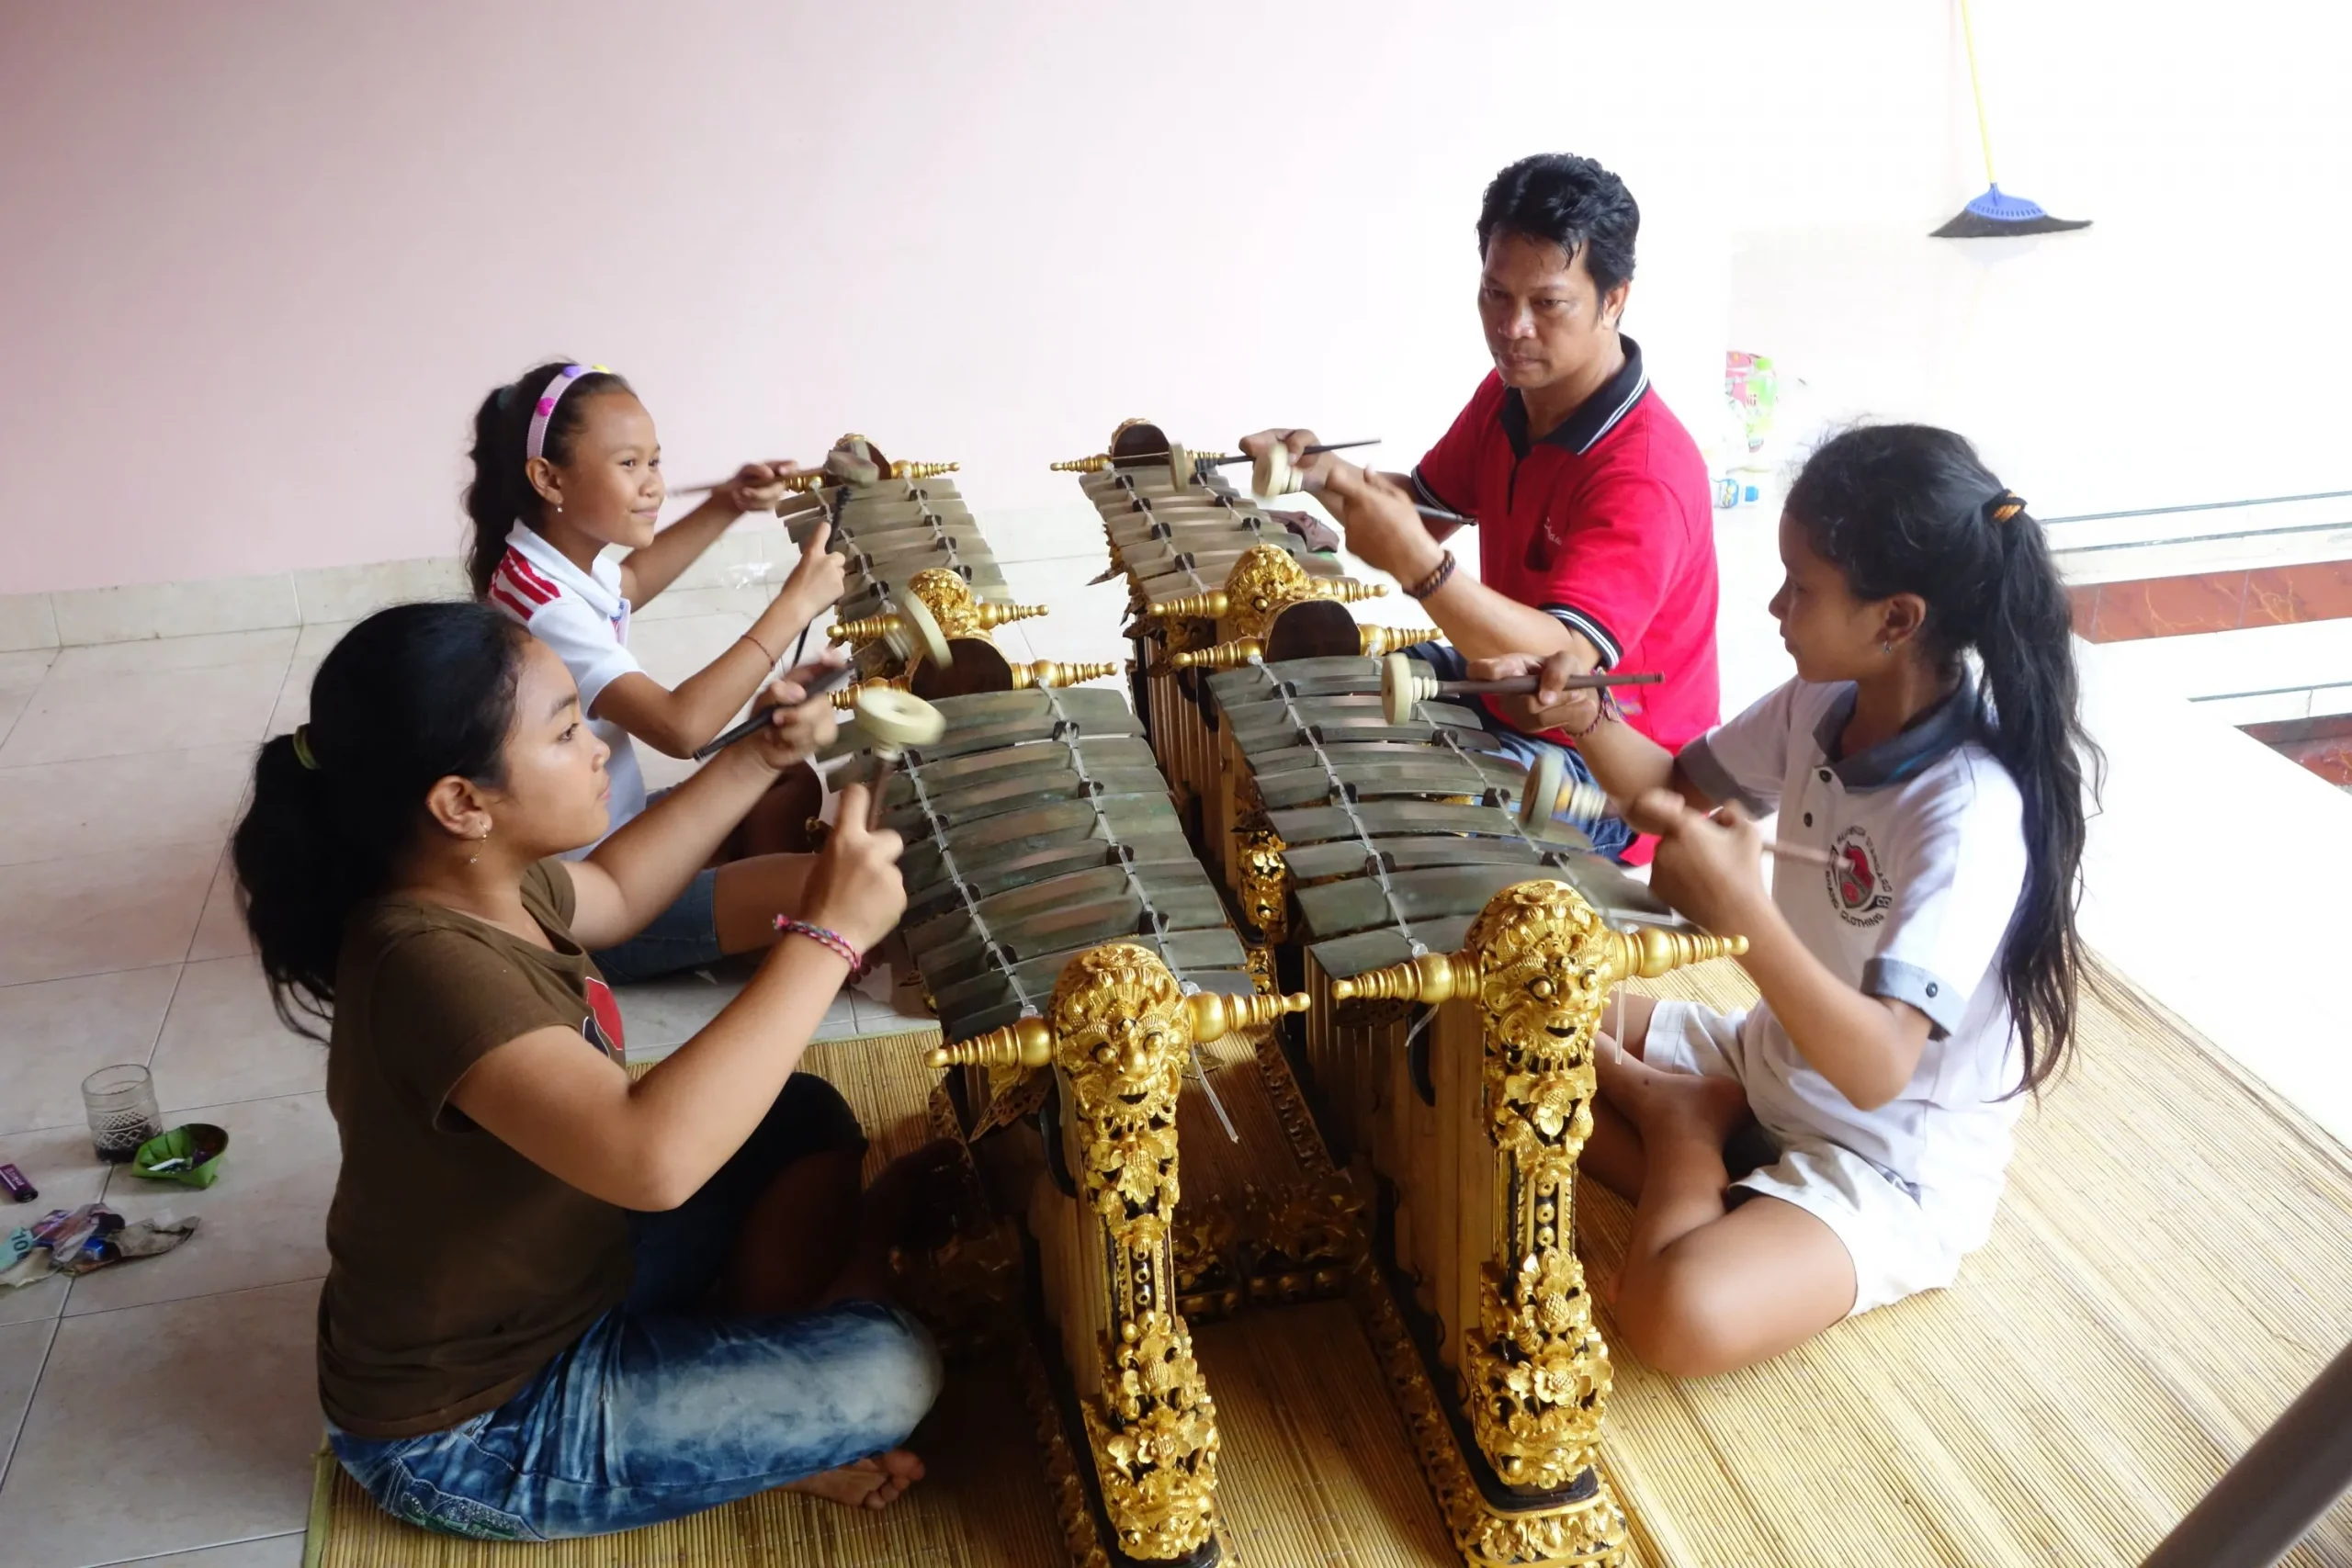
[{"x1": 232, "y1": 601, "x2": 942, "y2": 1540}]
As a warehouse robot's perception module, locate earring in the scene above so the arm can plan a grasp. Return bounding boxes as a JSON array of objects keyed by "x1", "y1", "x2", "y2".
[
  {"x1": 1881, "y1": 641, "x2": 1893, "y2": 654},
  {"x1": 469, "y1": 827, "x2": 489, "y2": 866}
]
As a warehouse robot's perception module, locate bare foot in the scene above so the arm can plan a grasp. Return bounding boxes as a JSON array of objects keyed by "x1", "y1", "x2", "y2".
[
  {"x1": 785, "y1": 1448, "x2": 927, "y2": 1512},
  {"x1": 1597, "y1": 1048, "x2": 1750, "y2": 1150}
]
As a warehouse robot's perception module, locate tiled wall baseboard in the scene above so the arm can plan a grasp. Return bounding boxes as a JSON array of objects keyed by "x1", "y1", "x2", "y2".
[{"x1": 0, "y1": 503, "x2": 1107, "y2": 652}]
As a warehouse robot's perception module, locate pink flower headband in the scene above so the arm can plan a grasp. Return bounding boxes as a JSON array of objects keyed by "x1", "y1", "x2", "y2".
[{"x1": 524, "y1": 364, "x2": 613, "y2": 463}]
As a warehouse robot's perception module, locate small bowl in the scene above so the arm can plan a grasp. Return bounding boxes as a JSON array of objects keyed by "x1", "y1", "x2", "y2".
[{"x1": 130, "y1": 1123, "x2": 229, "y2": 1190}]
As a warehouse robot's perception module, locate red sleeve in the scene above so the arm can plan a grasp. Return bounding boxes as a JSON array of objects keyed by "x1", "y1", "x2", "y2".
[
  {"x1": 1532, "y1": 467, "x2": 1682, "y2": 670},
  {"x1": 1410, "y1": 375, "x2": 1497, "y2": 520}
]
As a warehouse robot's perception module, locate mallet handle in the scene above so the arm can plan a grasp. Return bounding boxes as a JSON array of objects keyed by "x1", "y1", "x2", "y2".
[
  {"x1": 690, "y1": 664, "x2": 858, "y2": 761},
  {"x1": 1443, "y1": 671, "x2": 1663, "y2": 697}
]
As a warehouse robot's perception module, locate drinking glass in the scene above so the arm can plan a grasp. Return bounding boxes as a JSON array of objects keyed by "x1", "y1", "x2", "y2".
[{"x1": 82, "y1": 1064, "x2": 163, "y2": 1163}]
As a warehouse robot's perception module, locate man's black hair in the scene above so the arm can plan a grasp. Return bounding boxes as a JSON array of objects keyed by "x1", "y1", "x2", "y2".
[{"x1": 1476, "y1": 153, "x2": 1639, "y2": 297}]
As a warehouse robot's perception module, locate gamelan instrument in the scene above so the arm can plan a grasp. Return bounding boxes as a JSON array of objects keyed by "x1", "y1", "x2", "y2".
[
  {"x1": 783, "y1": 434, "x2": 1121, "y2": 705},
  {"x1": 1060, "y1": 418, "x2": 1436, "y2": 853},
  {"x1": 1053, "y1": 420, "x2": 1755, "y2": 1566},
  {"x1": 797, "y1": 452, "x2": 1301, "y2": 1568}
]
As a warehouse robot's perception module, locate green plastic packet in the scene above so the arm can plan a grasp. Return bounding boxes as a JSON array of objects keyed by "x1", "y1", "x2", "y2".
[{"x1": 131, "y1": 1123, "x2": 228, "y2": 1190}]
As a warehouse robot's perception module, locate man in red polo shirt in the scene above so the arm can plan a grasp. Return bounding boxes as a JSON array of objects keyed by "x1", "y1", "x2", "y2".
[{"x1": 1243, "y1": 152, "x2": 1718, "y2": 860}]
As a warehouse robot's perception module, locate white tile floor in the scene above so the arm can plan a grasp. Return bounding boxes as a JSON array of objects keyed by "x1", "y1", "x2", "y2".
[{"x1": 0, "y1": 545, "x2": 1133, "y2": 1566}]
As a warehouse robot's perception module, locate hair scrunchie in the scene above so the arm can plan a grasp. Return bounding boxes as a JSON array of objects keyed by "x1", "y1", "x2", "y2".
[
  {"x1": 291, "y1": 726, "x2": 322, "y2": 772},
  {"x1": 1986, "y1": 490, "x2": 2028, "y2": 525}
]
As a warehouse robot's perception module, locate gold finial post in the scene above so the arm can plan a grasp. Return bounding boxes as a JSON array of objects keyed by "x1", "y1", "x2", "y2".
[
  {"x1": 1143, "y1": 590, "x2": 1230, "y2": 621},
  {"x1": 976, "y1": 601, "x2": 1050, "y2": 631},
  {"x1": 827, "y1": 611, "x2": 899, "y2": 646},
  {"x1": 926, "y1": 1017, "x2": 1054, "y2": 1071},
  {"x1": 1606, "y1": 927, "x2": 1749, "y2": 982},
  {"x1": 1169, "y1": 637, "x2": 1264, "y2": 671},
  {"x1": 1329, "y1": 951, "x2": 1477, "y2": 1005},
  {"x1": 1010, "y1": 659, "x2": 1123, "y2": 691},
  {"x1": 889, "y1": 460, "x2": 959, "y2": 479},
  {"x1": 1357, "y1": 624, "x2": 1441, "y2": 658},
  {"x1": 1186, "y1": 988, "x2": 1309, "y2": 1043}
]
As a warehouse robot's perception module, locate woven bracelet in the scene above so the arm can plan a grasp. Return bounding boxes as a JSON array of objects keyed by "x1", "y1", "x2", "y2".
[
  {"x1": 774, "y1": 917, "x2": 864, "y2": 972},
  {"x1": 1404, "y1": 549, "x2": 1457, "y2": 601}
]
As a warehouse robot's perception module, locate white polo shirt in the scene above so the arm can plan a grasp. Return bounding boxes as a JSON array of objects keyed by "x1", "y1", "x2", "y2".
[
  {"x1": 485, "y1": 523, "x2": 649, "y2": 848},
  {"x1": 1678, "y1": 675, "x2": 2029, "y2": 1220}
]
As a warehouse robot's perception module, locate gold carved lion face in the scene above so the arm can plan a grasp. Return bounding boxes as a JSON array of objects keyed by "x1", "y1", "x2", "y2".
[
  {"x1": 1467, "y1": 883, "x2": 1609, "y2": 1067},
  {"x1": 1234, "y1": 833, "x2": 1289, "y2": 941},
  {"x1": 1052, "y1": 945, "x2": 1187, "y2": 1089}
]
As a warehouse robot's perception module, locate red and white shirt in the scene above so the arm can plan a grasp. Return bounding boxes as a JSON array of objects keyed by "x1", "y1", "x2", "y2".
[
  {"x1": 1411, "y1": 338, "x2": 1721, "y2": 757},
  {"x1": 487, "y1": 524, "x2": 648, "y2": 842}
]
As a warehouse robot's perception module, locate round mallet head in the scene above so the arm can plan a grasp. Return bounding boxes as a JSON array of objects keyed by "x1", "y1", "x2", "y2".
[
  {"x1": 1517, "y1": 746, "x2": 1608, "y2": 833},
  {"x1": 854, "y1": 685, "x2": 945, "y2": 831},
  {"x1": 1252, "y1": 442, "x2": 1298, "y2": 499},
  {"x1": 893, "y1": 590, "x2": 953, "y2": 670},
  {"x1": 853, "y1": 687, "x2": 946, "y2": 754},
  {"x1": 1166, "y1": 444, "x2": 1193, "y2": 491},
  {"x1": 1381, "y1": 652, "x2": 1437, "y2": 727},
  {"x1": 1521, "y1": 747, "x2": 1566, "y2": 833}
]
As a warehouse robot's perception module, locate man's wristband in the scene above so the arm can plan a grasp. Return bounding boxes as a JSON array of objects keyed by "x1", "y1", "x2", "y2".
[{"x1": 1403, "y1": 549, "x2": 1457, "y2": 602}]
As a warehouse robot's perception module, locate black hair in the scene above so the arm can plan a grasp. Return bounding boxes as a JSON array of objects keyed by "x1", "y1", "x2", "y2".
[
  {"x1": 1785, "y1": 424, "x2": 2103, "y2": 1095},
  {"x1": 1476, "y1": 153, "x2": 1640, "y2": 300},
  {"x1": 232, "y1": 602, "x2": 530, "y2": 1036},
  {"x1": 463, "y1": 360, "x2": 635, "y2": 599}
]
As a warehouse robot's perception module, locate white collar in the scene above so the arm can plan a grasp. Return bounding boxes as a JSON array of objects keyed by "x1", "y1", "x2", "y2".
[{"x1": 503, "y1": 522, "x2": 625, "y2": 615}]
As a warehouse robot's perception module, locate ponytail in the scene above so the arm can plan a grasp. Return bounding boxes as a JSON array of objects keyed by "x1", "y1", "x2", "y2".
[
  {"x1": 1787, "y1": 425, "x2": 2104, "y2": 1094},
  {"x1": 232, "y1": 603, "x2": 529, "y2": 1035},
  {"x1": 463, "y1": 361, "x2": 634, "y2": 599}
]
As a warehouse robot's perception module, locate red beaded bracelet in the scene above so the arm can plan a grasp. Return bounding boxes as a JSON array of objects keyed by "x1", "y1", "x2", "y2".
[{"x1": 774, "y1": 917, "x2": 864, "y2": 972}]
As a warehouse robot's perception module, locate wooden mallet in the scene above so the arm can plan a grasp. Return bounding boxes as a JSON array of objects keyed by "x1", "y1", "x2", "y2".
[
  {"x1": 1381, "y1": 651, "x2": 1662, "y2": 727},
  {"x1": 1516, "y1": 748, "x2": 1837, "y2": 867},
  {"x1": 851, "y1": 688, "x2": 947, "y2": 829},
  {"x1": 691, "y1": 594, "x2": 953, "y2": 762},
  {"x1": 691, "y1": 662, "x2": 861, "y2": 761},
  {"x1": 1252, "y1": 443, "x2": 1472, "y2": 525}
]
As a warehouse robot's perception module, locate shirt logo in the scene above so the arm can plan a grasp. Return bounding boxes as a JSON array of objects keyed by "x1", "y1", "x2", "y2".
[
  {"x1": 582, "y1": 976, "x2": 627, "y2": 1064},
  {"x1": 1826, "y1": 826, "x2": 1894, "y2": 927}
]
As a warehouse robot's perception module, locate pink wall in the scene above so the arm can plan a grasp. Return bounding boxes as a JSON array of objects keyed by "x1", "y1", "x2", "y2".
[{"x1": 1, "y1": 1, "x2": 1973, "y2": 596}]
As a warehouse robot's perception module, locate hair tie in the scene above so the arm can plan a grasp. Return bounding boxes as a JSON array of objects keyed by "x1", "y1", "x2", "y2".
[
  {"x1": 524, "y1": 363, "x2": 613, "y2": 463},
  {"x1": 1986, "y1": 490, "x2": 2028, "y2": 525},
  {"x1": 290, "y1": 726, "x2": 321, "y2": 772}
]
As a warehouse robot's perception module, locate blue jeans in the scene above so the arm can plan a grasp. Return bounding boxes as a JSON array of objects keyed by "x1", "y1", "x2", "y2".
[
  {"x1": 591, "y1": 863, "x2": 725, "y2": 984},
  {"x1": 328, "y1": 1077, "x2": 944, "y2": 1540},
  {"x1": 1405, "y1": 642, "x2": 1635, "y2": 860}
]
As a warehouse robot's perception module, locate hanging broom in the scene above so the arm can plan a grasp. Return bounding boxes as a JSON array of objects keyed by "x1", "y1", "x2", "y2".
[{"x1": 1932, "y1": 0, "x2": 2090, "y2": 238}]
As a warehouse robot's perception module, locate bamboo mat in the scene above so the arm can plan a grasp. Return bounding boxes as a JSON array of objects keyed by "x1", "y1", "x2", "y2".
[
  {"x1": 1593, "y1": 960, "x2": 2352, "y2": 1567},
  {"x1": 310, "y1": 973, "x2": 2352, "y2": 1568}
]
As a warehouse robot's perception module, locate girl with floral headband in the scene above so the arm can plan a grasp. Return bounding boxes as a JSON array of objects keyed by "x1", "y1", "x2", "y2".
[{"x1": 463, "y1": 362, "x2": 846, "y2": 984}]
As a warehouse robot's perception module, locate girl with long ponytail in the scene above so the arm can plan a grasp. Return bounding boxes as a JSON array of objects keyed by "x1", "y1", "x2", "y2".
[
  {"x1": 1469, "y1": 423, "x2": 2099, "y2": 1377},
  {"x1": 234, "y1": 602, "x2": 944, "y2": 1539}
]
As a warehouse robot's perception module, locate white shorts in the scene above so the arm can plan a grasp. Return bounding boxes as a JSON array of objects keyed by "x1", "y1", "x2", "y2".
[{"x1": 1642, "y1": 999, "x2": 1972, "y2": 1317}]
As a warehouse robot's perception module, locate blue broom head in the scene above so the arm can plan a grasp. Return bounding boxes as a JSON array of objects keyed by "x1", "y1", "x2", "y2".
[{"x1": 1932, "y1": 183, "x2": 2091, "y2": 238}]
